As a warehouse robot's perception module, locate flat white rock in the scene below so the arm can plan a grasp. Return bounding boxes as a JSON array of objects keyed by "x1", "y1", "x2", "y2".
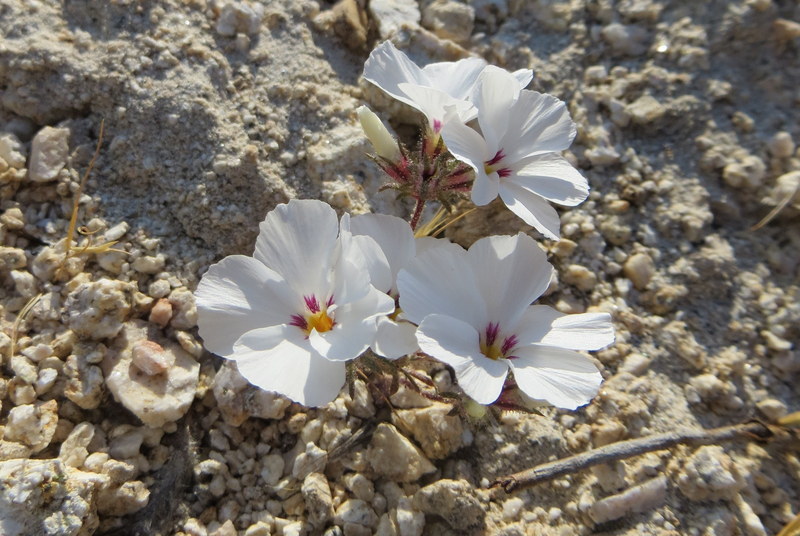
[
  {"x1": 102, "y1": 320, "x2": 199, "y2": 428},
  {"x1": 28, "y1": 126, "x2": 69, "y2": 182}
]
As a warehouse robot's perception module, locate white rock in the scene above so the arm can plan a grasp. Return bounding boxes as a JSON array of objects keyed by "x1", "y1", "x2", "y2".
[
  {"x1": 96, "y1": 480, "x2": 150, "y2": 516},
  {"x1": 601, "y1": 23, "x2": 649, "y2": 56},
  {"x1": 31, "y1": 240, "x2": 84, "y2": 282},
  {"x1": 102, "y1": 221, "x2": 130, "y2": 242},
  {"x1": 334, "y1": 499, "x2": 379, "y2": 528},
  {"x1": 502, "y1": 497, "x2": 524, "y2": 521},
  {"x1": 623, "y1": 253, "x2": 655, "y2": 290},
  {"x1": 627, "y1": 95, "x2": 665, "y2": 125},
  {"x1": 421, "y1": 0, "x2": 475, "y2": 43},
  {"x1": 395, "y1": 496, "x2": 424, "y2": 536},
  {"x1": 168, "y1": 287, "x2": 198, "y2": 329},
  {"x1": 412, "y1": 479, "x2": 483, "y2": 531},
  {"x1": 677, "y1": 446, "x2": 744, "y2": 501},
  {"x1": 367, "y1": 423, "x2": 436, "y2": 482},
  {"x1": 302, "y1": 472, "x2": 334, "y2": 527},
  {"x1": 215, "y1": 1, "x2": 265, "y2": 36},
  {"x1": 392, "y1": 402, "x2": 463, "y2": 460},
  {"x1": 103, "y1": 320, "x2": 199, "y2": 428},
  {"x1": 63, "y1": 354, "x2": 105, "y2": 410},
  {"x1": 28, "y1": 126, "x2": 69, "y2": 182},
  {"x1": 35, "y1": 368, "x2": 59, "y2": 395},
  {"x1": 588, "y1": 476, "x2": 668, "y2": 523},
  {"x1": 344, "y1": 473, "x2": 375, "y2": 502},
  {"x1": 3, "y1": 400, "x2": 58, "y2": 453},
  {"x1": 132, "y1": 253, "x2": 166, "y2": 274},
  {"x1": 10, "y1": 270, "x2": 37, "y2": 298},
  {"x1": 10, "y1": 354, "x2": 37, "y2": 383},
  {"x1": 723, "y1": 155, "x2": 766, "y2": 189},
  {"x1": 620, "y1": 353, "x2": 651, "y2": 375},
  {"x1": 65, "y1": 279, "x2": 133, "y2": 340},
  {"x1": 768, "y1": 131, "x2": 795, "y2": 158},
  {"x1": 260, "y1": 453, "x2": 285, "y2": 486},
  {"x1": 59, "y1": 422, "x2": 96, "y2": 468},
  {"x1": 0, "y1": 458, "x2": 108, "y2": 536},
  {"x1": 0, "y1": 246, "x2": 26, "y2": 271},
  {"x1": 0, "y1": 132, "x2": 26, "y2": 169},
  {"x1": 369, "y1": 0, "x2": 421, "y2": 38},
  {"x1": 292, "y1": 442, "x2": 327, "y2": 480},
  {"x1": 108, "y1": 427, "x2": 145, "y2": 459},
  {"x1": 212, "y1": 361, "x2": 291, "y2": 426}
]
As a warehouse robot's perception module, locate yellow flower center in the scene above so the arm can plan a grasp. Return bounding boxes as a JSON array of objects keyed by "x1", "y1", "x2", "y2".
[
  {"x1": 307, "y1": 310, "x2": 334, "y2": 333},
  {"x1": 480, "y1": 341, "x2": 503, "y2": 360}
]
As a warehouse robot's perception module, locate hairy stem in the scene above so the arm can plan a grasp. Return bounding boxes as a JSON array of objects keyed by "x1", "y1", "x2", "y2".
[{"x1": 409, "y1": 198, "x2": 426, "y2": 231}]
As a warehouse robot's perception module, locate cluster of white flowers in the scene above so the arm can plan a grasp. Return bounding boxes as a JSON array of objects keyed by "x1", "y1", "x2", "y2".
[
  {"x1": 363, "y1": 42, "x2": 588, "y2": 240},
  {"x1": 195, "y1": 42, "x2": 614, "y2": 412}
]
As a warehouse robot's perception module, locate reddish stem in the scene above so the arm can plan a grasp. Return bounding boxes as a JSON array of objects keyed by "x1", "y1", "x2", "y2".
[{"x1": 409, "y1": 198, "x2": 425, "y2": 231}]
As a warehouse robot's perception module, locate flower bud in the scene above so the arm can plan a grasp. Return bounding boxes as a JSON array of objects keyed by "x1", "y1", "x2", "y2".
[{"x1": 357, "y1": 105, "x2": 401, "y2": 162}]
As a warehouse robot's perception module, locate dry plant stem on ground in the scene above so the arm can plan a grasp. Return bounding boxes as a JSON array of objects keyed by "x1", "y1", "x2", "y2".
[{"x1": 492, "y1": 420, "x2": 785, "y2": 493}]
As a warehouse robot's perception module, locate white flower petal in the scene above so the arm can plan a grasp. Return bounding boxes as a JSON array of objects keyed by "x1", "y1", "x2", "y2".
[
  {"x1": 439, "y1": 115, "x2": 496, "y2": 206},
  {"x1": 417, "y1": 314, "x2": 508, "y2": 404},
  {"x1": 466, "y1": 234, "x2": 553, "y2": 329},
  {"x1": 471, "y1": 169, "x2": 500, "y2": 206},
  {"x1": 440, "y1": 111, "x2": 490, "y2": 168},
  {"x1": 349, "y1": 234, "x2": 394, "y2": 294},
  {"x1": 513, "y1": 154, "x2": 589, "y2": 207},
  {"x1": 350, "y1": 213, "x2": 416, "y2": 291},
  {"x1": 422, "y1": 56, "x2": 488, "y2": 99},
  {"x1": 499, "y1": 181, "x2": 561, "y2": 240},
  {"x1": 513, "y1": 306, "x2": 614, "y2": 351},
  {"x1": 508, "y1": 345, "x2": 602, "y2": 409},
  {"x1": 397, "y1": 83, "x2": 477, "y2": 126},
  {"x1": 332, "y1": 224, "x2": 379, "y2": 306},
  {"x1": 195, "y1": 256, "x2": 297, "y2": 357},
  {"x1": 512, "y1": 68, "x2": 534, "y2": 89},
  {"x1": 253, "y1": 199, "x2": 339, "y2": 296},
  {"x1": 373, "y1": 317, "x2": 419, "y2": 359},
  {"x1": 363, "y1": 41, "x2": 429, "y2": 108},
  {"x1": 474, "y1": 66, "x2": 521, "y2": 149},
  {"x1": 234, "y1": 326, "x2": 346, "y2": 407},
  {"x1": 414, "y1": 236, "x2": 459, "y2": 256},
  {"x1": 502, "y1": 90, "x2": 576, "y2": 162},
  {"x1": 309, "y1": 286, "x2": 394, "y2": 361},
  {"x1": 397, "y1": 244, "x2": 487, "y2": 329}
]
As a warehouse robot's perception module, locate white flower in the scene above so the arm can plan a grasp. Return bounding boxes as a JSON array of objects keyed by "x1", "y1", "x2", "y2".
[
  {"x1": 345, "y1": 213, "x2": 422, "y2": 359},
  {"x1": 364, "y1": 41, "x2": 532, "y2": 133},
  {"x1": 440, "y1": 66, "x2": 589, "y2": 240},
  {"x1": 396, "y1": 233, "x2": 614, "y2": 409},
  {"x1": 195, "y1": 199, "x2": 394, "y2": 407}
]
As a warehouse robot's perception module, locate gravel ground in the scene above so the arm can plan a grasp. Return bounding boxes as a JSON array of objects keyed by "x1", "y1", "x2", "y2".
[{"x1": 1, "y1": 0, "x2": 799, "y2": 535}]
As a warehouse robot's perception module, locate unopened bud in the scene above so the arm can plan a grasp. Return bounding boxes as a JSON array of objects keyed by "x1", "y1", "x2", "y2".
[
  {"x1": 357, "y1": 105, "x2": 401, "y2": 162},
  {"x1": 464, "y1": 398, "x2": 488, "y2": 419}
]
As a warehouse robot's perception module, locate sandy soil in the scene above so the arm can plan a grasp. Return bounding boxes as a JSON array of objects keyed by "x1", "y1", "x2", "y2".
[{"x1": 1, "y1": 0, "x2": 799, "y2": 535}]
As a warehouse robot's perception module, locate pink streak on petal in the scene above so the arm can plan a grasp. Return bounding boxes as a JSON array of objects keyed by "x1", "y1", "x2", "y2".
[
  {"x1": 484, "y1": 322, "x2": 500, "y2": 347},
  {"x1": 289, "y1": 314, "x2": 307, "y2": 330},
  {"x1": 486, "y1": 150, "x2": 505, "y2": 166},
  {"x1": 501, "y1": 334, "x2": 518, "y2": 356},
  {"x1": 304, "y1": 295, "x2": 320, "y2": 313}
]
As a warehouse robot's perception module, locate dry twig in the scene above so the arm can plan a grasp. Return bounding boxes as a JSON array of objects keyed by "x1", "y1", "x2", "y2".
[{"x1": 491, "y1": 420, "x2": 782, "y2": 493}]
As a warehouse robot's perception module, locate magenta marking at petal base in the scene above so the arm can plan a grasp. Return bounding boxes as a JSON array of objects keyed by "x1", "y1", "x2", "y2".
[
  {"x1": 304, "y1": 295, "x2": 321, "y2": 313},
  {"x1": 486, "y1": 150, "x2": 505, "y2": 166}
]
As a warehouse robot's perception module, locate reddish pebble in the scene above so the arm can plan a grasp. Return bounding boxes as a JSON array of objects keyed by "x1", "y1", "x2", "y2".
[{"x1": 149, "y1": 298, "x2": 173, "y2": 327}]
